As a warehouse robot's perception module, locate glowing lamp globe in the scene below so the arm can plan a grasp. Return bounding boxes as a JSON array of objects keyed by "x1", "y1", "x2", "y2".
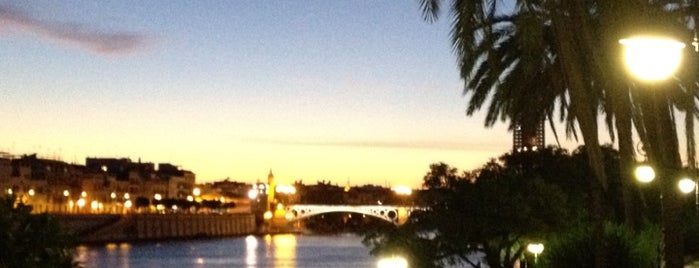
[
  {"x1": 678, "y1": 178, "x2": 696, "y2": 194},
  {"x1": 619, "y1": 36, "x2": 685, "y2": 81},
  {"x1": 527, "y1": 243, "x2": 544, "y2": 255},
  {"x1": 635, "y1": 165, "x2": 656, "y2": 183}
]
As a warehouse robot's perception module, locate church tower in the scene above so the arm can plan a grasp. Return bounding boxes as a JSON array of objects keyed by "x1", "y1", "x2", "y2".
[{"x1": 267, "y1": 169, "x2": 276, "y2": 211}]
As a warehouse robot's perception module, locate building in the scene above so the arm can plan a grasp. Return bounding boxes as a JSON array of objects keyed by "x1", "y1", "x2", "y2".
[{"x1": 513, "y1": 119, "x2": 545, "y2": 152}]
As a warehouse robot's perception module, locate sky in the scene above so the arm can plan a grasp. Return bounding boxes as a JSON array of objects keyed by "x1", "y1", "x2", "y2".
[{"x1": 0, "y1": 1, "x2": 584, "y2": 188}]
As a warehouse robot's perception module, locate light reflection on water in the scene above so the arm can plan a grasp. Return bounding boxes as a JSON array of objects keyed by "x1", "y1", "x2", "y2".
[{"x1": 75, "y1": 234, "x2": 375, "y2": 268}]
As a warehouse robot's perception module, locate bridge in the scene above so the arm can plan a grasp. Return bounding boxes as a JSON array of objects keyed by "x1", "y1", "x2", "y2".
[{"x1": 284, "y1": 204, "x2": 420, "y2": 225}]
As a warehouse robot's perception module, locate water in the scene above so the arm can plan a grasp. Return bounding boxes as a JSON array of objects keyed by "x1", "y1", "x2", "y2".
[{"x1": 75, "y1": 234, "x2": 377, "y2": 268}]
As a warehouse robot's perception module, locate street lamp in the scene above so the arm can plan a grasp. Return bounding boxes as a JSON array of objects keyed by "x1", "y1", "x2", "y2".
[
  {"x1": 619, "y1": 36, "x2": 685, "y2": 81},
  {"x1": 621, "y1": 33, "x2": 689, "y2": 267},
  {"x1": 527, "y1": 243, "x2": 545, "y2": 264}
]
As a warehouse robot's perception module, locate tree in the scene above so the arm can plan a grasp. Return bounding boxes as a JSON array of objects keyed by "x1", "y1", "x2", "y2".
[
  {"x1": 365, "y1": 149, "x2": 592, "y2": 267},
  {"x1": 0, "y1": 196, "x2": 76, "y2": 268}
]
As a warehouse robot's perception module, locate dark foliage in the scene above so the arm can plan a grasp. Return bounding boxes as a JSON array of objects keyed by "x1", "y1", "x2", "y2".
[
  {"x1": 0, "y1": 196, "x2": 77, "y2": 268},
  {"x1": 364, "y1": 147, "x2": 628, "y2": 267}
]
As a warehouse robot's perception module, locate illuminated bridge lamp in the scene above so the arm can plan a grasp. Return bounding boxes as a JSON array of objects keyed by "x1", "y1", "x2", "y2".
[{"x1": 619, "y1": 36, "x2": 685, "y2": 81}]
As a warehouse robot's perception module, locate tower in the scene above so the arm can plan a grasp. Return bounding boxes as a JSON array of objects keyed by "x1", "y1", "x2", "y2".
[
  {"x1": 267, "y1": 169, "x2": 275, "y2": 211},
  {"x1": 513, "y1": 120, "x2": 545, "y2": 152}
]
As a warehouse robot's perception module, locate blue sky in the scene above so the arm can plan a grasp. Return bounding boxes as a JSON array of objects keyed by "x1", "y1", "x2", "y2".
[{"x1": 0, "y1": 1, "x2": 578, "y2": 187}]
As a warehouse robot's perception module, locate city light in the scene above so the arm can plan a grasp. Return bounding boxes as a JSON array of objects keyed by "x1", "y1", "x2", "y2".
[
  {"x1": 619, "y1": 36, "x2": 685, "y2": 81},
  {"x1": 28, "y1": 189, "x2": 35, "y2": 196},
  {"x1": 110, "y1": 192, "x2": 117, "y2": 199},
  {"x1": 276, "y1": 185, "x2": 296, "y2": 194},
  {"x1": 264, "y1": 211, "x2": 273, "y2": 220},
  {"x1": 91, "y1": 200, "x2": 99, "y2": 210},
  {"x1": 124, "y1": 200, "x2": 132, "y2": 208},
  {"x1": 77, "y1": 198, "x2": 86, "y2": 208},
  {"x1": 81, "y1": 191, "x2": 87, "y2": 198},
  {"x1": 192, "y1": 187, "x2": 201, "y2": 197},
  {"x1": 377, "y1": 256, "x2": 408, "y2": 268},
  {"x1": 186, "y1": 195, "x2": 194, "y2": 202},
  {"x1": 248, "y1": 189, "x2": 258, "y2": 199},
  {"x1": 123, "y1": 193, "x2": 130, "y2": 200},
  {"x1": 154, "y1": 193, "x2": 162, "y2": 201},
  {"x1": 392, "y1": 186, "x2": 412, "y2": 195},
  {"x1": 63, "y1": 190, "x2": 69, "y2": 197},
  {"x1": 6, "y1": 188, "x2": 11, "y2": 195}
]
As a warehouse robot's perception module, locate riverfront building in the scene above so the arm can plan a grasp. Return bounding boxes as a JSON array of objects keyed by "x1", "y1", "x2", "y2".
[{"x1": 0, "y1": 153, "x2": 195, "y2": 213}]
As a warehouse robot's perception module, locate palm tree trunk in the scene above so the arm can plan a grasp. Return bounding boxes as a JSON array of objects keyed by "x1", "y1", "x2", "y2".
[{"x1": 550, "y1": 10, "x2": 610, "y2": 268}]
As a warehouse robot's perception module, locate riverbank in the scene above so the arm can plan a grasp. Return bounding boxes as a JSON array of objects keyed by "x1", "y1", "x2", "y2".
[{"x1": 56, "y1": 213, "x2": 256, "y2": 244}]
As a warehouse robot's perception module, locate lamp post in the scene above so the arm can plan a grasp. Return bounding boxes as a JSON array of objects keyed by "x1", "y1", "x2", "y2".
[{"x1": 620, "y1": 35, "x2": 687, "y2": 268}]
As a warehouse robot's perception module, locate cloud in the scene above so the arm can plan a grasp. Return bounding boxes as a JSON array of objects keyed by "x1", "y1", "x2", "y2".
[
  {"x1": 246, "y1": 137, "x2": 502, "y2": 152},
  {"x1": 0, "y1": 4, "x2": 149, "y2": 55}
]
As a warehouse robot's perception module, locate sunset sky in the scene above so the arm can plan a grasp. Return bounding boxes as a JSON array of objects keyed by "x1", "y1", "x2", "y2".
[{"x1": 0, "y1": 1, "x2": 587, "y2": 188}]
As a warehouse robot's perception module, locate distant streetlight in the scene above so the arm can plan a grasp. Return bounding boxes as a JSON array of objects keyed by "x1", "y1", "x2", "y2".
[
  {"x1": 63, "y1": 190, "x2": 70, "y2": 197},
  {"x1": 77, "y1": 198, "x2": 86, "y2": 208},
  {"x1": 81, "y1": 191, "x2": 87, "y2": 198},
  {"x1": 110, "y1": 192, "x2": 117, "y2": 199},
  {"x1": 619, "y1": 36, "x2": 685, "y2": 81},
  {"x1": 123, "y1": 193, "x2": 130, "y2": 200},
  {"x1": 186, "y1": 195, "x2": 194, "y2": 202},
  {"x1": 124, "y1": 200, "x2": 133, "y2": 209},
  {"x1": 193, "y1": 187, "x2": 201, "y2": 197},
  {"x1": 154, "y1": 193, "x2": 162, "y2": 201},
  {"x1": 28, "y1": 189, "x2": 35, "y2": 196}
]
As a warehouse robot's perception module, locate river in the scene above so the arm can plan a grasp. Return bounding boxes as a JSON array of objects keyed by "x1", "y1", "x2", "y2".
[{"x1": 75, "y1": 234, "x2": 378, "y2": 268}]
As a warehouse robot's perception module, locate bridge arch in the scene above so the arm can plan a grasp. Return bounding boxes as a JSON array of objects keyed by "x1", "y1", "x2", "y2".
[{"x1": 284, "y1": 205, "x2": 417, "y2": 225}]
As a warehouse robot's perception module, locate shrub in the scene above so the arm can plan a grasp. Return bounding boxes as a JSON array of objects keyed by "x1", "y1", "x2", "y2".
[
  {"x1": 540, "y1": 223, "x2": 659, "y2": 268},
  {"x1": 0, "y1": 196, "x2": 77, "y2": 268}
]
